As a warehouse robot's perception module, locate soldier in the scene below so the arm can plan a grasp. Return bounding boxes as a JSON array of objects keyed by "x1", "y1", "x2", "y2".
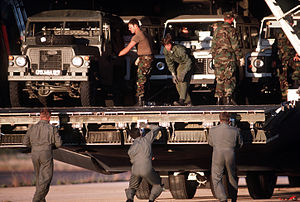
[
  {"x1": 277, "y1": 32, "x2": 296, "y2": 100},
  {"x1": 118, "y1": 18, "x2": 154, "y2": 106},
  {"x1": 211, "y1": 12, "x2": 242, "y2": 105},
  {"x1": 162, "y1": 33, "x2": 193, "y2": 106},
  {"x1": 211, "y1": 22, "x2": 220, "y2": 32},
  {"x1": 208, "y1": 112, "x2": 243, "y2": 202},
  {"x1": 23, "y1": 108, "x2": 62, "y2": 202},
  {"x1": 125, "y1": 123, "x2": 163, "y2": 202},
  {"x1": 293, "y1": 53, "x2": 300, "y2": 87}
]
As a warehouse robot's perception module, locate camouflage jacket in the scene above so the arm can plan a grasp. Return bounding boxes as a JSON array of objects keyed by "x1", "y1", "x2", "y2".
[
  {"x1": 211, "y1": 22, "x2": 242, "y2": 62},
  {"x1": 277, "y1": 32, "x2": 296, "y2": 64},
  {"x1": 163, "y1": 44, "x2": 192, "y2": 74}
]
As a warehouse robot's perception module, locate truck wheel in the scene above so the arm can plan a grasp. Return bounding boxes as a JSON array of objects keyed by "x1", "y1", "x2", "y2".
[
  {"x1": 210, "y1": 174, "x2": 238, "y2": 199},
  {"x1": 288, "y1": 176, "x2": 300, "y2": 187},
  {"x1": 80, "y1": 81, "x2": 96, "y2": 106},
  {"x1": 246, "y1": 172, "x2": 276, "y2": 199},
  {"x1": 9, "y1": 81, "x2": 22, "y2": 107},
  {"x1": 168, "y1": 173, "x2": 198, "y2": 199},
  {"x1": 136, "y1": 178, "x2": 151, "y2": 199}
]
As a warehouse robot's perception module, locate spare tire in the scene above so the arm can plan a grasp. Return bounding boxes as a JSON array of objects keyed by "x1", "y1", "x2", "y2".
[
  {"x1": 136, "y1": 178, "x2": 152, "y2": 199},
  {"x1": 35, "y1": 35, "x2": 74, "y2": 45},
  {"x1": 169, "y1": 173, "x2": 198, "y2": 199}
]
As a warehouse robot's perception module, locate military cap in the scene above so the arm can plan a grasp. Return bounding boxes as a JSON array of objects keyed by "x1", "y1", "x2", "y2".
[{"x1": 223, "y1": 11, "x2": 235, "y2": 19}]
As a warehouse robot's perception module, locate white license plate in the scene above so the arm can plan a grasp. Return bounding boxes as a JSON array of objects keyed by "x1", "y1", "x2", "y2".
[{"x1": 35, "y1": 70, "x2": 61, "y2": 76}]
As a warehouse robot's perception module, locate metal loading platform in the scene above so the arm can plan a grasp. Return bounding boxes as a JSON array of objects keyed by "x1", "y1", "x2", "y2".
[{"x1": 0, "y1": 105, "x2": 280, "y2": 148}]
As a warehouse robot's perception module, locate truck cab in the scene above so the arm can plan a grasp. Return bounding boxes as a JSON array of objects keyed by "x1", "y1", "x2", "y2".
[
  {"x1": 8, "y1": 10, "x2": 126, "y2": 107},
  {"x1": 150, "y1": 15, "x2": 259, "y2": 105}
]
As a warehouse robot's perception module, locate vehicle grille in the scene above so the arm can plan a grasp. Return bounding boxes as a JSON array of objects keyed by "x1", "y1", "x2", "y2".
[
  {"x1": 194, "y1": 59, "x2": 207, "y2": 74},
  {"x1": 28, "y1": 48, "x2": 73, "y2": 71},
  {"x1": 39, "y1": 50, "x2": 61, "y2": 69},
  {"x1": 194, "y1": 58, "x2": 214, "y2": 74}
]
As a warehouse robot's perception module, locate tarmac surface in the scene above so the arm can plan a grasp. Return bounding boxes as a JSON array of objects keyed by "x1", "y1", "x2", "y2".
[{"x1": 1, "y1": 177, "x2": 300, "y2": 202}]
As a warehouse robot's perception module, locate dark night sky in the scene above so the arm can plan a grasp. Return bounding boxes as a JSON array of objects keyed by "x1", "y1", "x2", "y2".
[{"x1": 18, "y1": 0, "x2": 272, "y2": 20}]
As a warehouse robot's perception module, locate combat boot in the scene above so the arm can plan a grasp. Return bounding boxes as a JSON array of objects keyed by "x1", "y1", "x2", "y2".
[
  {"x1": 216, "y1": 97, "x2": 223, "y2": 105},
  {"x1": 185, "y1": 101, "x2": 192, "y2": 106},
  {"x1": 138, "y1": 96, "x2": 145, "y2": 106},
  {"x1": 134, "y1": 96, "x2": 143, "y2": 106},
  {"x1": 225, "y1": 97, "x2": 237, "y2": 105},
  {"x1": 173, "y1": 99, "x2": 185, "y2": 106}
]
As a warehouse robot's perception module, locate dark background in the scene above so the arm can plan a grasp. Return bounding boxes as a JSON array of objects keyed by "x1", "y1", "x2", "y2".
[
  {"x1": 0, "y1": 0, "x2": 277, "y2": 55},
  {"x1": 2, "y1": 0, "x2": 273, "y2": 20}
]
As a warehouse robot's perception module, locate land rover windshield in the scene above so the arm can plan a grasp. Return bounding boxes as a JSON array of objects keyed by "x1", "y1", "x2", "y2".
[
  {"x1": 164, "y1": 21, "x2": 223, "y2": 50},
  {"x1": 26, "y1": 21, "x2": 100, "y2": 37},
  {"x1": 260, "y1": 18, "x2": 300, "y2": 40},
  {"x1": 165, "y1": 22, "x2": 220, "y2": 40}
]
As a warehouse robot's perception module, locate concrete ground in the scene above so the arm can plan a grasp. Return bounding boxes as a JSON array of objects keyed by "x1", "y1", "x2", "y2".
[{"x1": 1, "y1": 177, "x2": 300, "y2": 202}]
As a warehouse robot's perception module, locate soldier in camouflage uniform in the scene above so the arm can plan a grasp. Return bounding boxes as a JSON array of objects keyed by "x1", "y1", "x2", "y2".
[
  {"x1": 277, "y1": 32, "x2": 296, "y2": 100},
  {"x1": 119, "y1": 18, "x2": 153, "y2": 106},
  {"x1": 211, "y1": 12, "x2": 242, "y2": 105},
  {"x1": 162, "y1": 33, "x2": 193, "y2": 106},
  {"x1": 293, "y1": 53, "x2": 300, "y2": 88},
  {"x1": 23, "y1": 108, "x2": 62, "y2": 202}
]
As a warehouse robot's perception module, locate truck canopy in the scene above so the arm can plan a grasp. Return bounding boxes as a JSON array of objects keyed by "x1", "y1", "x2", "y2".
[{"x1": 27, "y1": 9, "x2": 103, "y2": 22}]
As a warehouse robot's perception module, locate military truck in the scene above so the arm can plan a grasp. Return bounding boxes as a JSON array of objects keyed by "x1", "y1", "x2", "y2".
[
  {"x1": 8, "y1": 10, "x2": 126, "y2": 107},
  {"x1": 244, "y1": 11, "x2": 300, "y2": 104},
  {"x1": 149, "y1": 15, "x2": 259, "y2": 105}
]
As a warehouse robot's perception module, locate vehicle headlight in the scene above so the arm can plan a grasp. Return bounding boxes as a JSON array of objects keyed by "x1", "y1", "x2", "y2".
[
  {"x1": 72, "y1": 56, "x2": 83, "y2": 67},
  {"x1": 253, "y1": 59, "x2": 264, "y2": 68},
  {"x1": 40, "y1": 36, "x2": 47, "y2": 43},
  {"x1": 156, "y1": 62, "x2": 165, "y2": 71},
  {"x1": 15, "y1": 56, "x2": 27, "y2": 67},
  {"x1": 208, "y1": 59, "x2": 214, "y2": 70}
]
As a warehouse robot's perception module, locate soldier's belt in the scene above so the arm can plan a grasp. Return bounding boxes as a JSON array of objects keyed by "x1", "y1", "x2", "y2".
[
  {"x1": 138, "y1": 55, "x2": 154, "y2": 60},
  {"x1": 31, "y1": 145, "x2": 52, "y2": 152}
]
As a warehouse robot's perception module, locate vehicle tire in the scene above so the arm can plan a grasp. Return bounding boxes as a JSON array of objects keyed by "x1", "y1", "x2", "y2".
[
  {"x1": 246, "y1": 172, "x2": 276, "y2": 199},
  {"x1": 288, "y1": 176, "x2": 300, "y2": 187},
  {"x1": 9, "y1": 81, "x2": 22, "y2": 107},
  {"x1": 210, "y1": 174, "x2": 238, "y2": 199},
  {"x1": 80, "y1": 81, "x2": 96, "y2": 106},
  {"x1": 136, "y1": 178, "x2": 151, "y2": 199},
  {"x1": 168, "y1": 173, "x2": 198, "y2": 199}
]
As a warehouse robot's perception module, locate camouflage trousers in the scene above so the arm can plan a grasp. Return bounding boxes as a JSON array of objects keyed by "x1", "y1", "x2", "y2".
[
  {"x1": 136, "y1": 55, "x2": 153, "y2": 97},
  {"x1": 277, "y1": 66, "x2": 289, "y2": 100},
  {"x1": 292, "y1": 61, "x2": 300, "y2": 86},
  {"x1": 214, "y1": 61, "x2": 236, "y2": 98}
]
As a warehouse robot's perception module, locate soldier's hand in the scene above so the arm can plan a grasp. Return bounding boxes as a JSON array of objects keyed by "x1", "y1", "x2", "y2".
[
  {"x1": 139, "y1": 122, "x2": 148, "y2": 128},
  {"x1": 294, "y1": 53, "x2": 300, "y2": 61},
  {"x1": 172, "y1": 73, "x2": 179, "y2": 84},
  {"x1": 239, "y1": 58, "x2": 245, "y2": 66}
]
